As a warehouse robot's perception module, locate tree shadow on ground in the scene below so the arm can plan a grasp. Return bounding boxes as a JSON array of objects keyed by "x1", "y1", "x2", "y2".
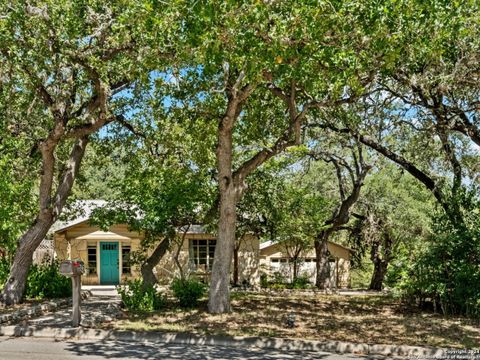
[{"x1": 64, "y1": 339, "x2": 389, "y2": 360}]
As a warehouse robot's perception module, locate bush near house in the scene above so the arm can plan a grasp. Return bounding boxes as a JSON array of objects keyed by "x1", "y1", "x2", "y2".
[
  {"x1": 117, "y1": 280, "x2": 165, "y2": 312},
  {"x1": 260, "y1": 273, "x2": 268, "y2": 288},
  {"x1": 259, "y1": 272, "x2": 311, "y2": 290},
  {"x1": 25, "y1": 260, "x2": 71, "y2": 299},
  {"x1": 289, "y1": 275, "x2": 311, "y2": 289},
  {"x1": 170, "y1": 278, "x2": 206, "y2": 308}
]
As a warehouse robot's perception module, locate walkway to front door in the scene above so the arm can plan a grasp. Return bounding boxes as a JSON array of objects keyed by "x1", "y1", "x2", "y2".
[{"x1": 100, "y1": 242, "x2": 119, "y2": 285}]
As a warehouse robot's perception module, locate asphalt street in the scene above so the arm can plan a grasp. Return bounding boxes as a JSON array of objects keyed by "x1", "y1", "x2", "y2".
[{"x1": 0, "y1": 337, "x2": 404, "y2": 360}]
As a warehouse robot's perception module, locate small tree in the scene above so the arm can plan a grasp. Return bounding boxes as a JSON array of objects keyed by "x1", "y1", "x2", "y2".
[
  {"x1": 355, "y1": 166, "x2": 433, "y2": 290},
  {"x1": 272, "y1": 185, "x2": 324, "y2": 282},
  {"x1": 91, "y1": 164, "x2": 213, "y2": 287},
  {"x1": 304, "y1": 134, "x2": 371, "y2": 289},
  {"x1": 89, "y1": 95, "x2": 216, "y2": 283}
]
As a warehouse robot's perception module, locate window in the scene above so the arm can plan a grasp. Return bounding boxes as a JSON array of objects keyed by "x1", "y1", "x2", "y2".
[
  {"x1": 271, "y1": 258, "x2": 289, "y2": 263},
  {"x1": 87, "y1": 246, "x2": 97, "y2": 275},
  {"x1": 190, "y1": 239, "x2": 216, "y2": 271},
  {"x1": 122, "y1": 245, "x2": 131, "y2": 275}
]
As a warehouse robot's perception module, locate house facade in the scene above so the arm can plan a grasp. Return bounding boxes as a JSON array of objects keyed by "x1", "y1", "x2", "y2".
[
  {"x1": 54, "y1": 222, "x2": 141, "y2": 285},
  {"x1": 259, "y1": 240, "x2": 352, "y2": 288},
  {"x1": 52, "y1": 202, "x2": 259, "y2": 286}
]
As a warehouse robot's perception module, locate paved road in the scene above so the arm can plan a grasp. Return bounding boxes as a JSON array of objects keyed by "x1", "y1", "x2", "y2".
[{"x1": 0, "y1": 337, "x2": 402, "y2": 360}]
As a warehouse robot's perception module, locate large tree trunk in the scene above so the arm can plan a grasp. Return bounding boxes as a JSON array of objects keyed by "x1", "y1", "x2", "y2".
[
  {"x1": 368, "y1": 232, "x2": 393, "y2": 291},
  {"x1": 208, "y1": 105, "x2": 237, "y2": 313},
  {"x1": 369, "y1": 260, "x2": 388, "y2": 291},
  {"x1": 140, "y1": 237, "x2": 171, "y2": 287},
  {"x1": 207, "y1": 79, "x2": 304, "y2": 313},
  {"x1": 0, "y1": 217, "x2": 53, "y2": 305},
  {"x1": 0, "y1": 137, "x2": 88, "y2": 305},
  {"x1": 208, "y1": 178, "x2": 237, "y2": 313},
  {"x1": 314, "y1": 232, "x2": 331, "y2": 289}
]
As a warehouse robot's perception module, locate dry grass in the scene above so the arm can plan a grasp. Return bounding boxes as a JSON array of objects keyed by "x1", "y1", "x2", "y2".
[{"x1": 107, "y1": 291, "x2": 480, "y2": 349}]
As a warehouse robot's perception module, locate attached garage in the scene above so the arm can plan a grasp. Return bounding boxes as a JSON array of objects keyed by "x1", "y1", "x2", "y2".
[{"x1": 259, "y1": 240, "x2": 352, "y2": 288}]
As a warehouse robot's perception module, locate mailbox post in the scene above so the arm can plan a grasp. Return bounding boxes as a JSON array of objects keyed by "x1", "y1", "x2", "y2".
[{"x1": 59, "y1": 260, "x2": 85, "y2": 327}]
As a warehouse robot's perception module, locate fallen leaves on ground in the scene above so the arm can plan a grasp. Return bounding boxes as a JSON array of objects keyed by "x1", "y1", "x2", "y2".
[{"x1": 107, "y1": 291, "x2": 480, "y2": 349}]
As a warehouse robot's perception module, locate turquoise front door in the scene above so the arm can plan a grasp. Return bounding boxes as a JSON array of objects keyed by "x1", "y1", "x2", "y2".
[{"x1": 100, "y1": 242, "x2": 119, "y2": 285}]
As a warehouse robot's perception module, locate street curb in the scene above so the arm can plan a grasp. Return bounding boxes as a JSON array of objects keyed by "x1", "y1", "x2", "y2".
[
  {"x1": 0, "y1": 290, "x2": 92, "y2": 325},
  {"x1": 0, "y1": 324, "x2": 448, "y2": 358}
]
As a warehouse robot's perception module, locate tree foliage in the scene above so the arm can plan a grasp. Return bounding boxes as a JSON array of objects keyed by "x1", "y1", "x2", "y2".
[
  {"x1": 0, "y1": 0, "x2": 479, "y2": 317},
  {"x1": 398, "y1": 190, "x2": 480, "y2": 317},
  {"x1": 350, "y1": 164, "x2": 433, "y2": 289}
]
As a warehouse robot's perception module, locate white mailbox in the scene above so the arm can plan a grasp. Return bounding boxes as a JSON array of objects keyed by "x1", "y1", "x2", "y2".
[
  {"x1": 59, "y1": 260, "x2": 85, "y2": 277},
  {"x1": 59, "y1": 260, "x2": 84, "y2": 327}
]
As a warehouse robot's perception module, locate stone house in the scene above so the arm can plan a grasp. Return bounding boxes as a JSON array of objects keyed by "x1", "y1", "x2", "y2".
[{"x1": 52, "y1": 201, "x2": 259, "y2": 285}]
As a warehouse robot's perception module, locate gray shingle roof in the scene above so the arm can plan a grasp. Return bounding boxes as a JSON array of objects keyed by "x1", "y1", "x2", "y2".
[
  {"x1": 53, "y1": 200, "x2": 208, "y2": 235},
  {"x1": 52, "y1": 200, "x2": 107, "y2": 233}
]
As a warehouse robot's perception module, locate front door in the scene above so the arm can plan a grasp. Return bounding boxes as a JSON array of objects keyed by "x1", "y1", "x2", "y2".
[{"x1": 100, "y1": 242, "x2": 119, "y2": 285}]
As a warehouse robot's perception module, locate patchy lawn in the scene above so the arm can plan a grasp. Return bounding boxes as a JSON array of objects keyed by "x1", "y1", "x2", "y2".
[{"x1": 106, "y1": 291, "x2": 480, "y2": 349}]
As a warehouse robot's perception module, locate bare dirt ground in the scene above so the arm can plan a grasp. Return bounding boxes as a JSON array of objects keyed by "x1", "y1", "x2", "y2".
[{"x1": 0, "y1": 299, "x2": 44, "y2": 315}]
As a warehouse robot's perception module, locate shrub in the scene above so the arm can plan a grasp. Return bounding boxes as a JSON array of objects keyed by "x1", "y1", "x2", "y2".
[
  {"x1": 269, "y1": 283, "x2": 287, "y2": 290},
  {"x1": 170, "y1": 277, "x2": 206, "y2": 308},
  {"x1": 398, "y1": 227, "x2": 480, "y2": 317},
  {"x1": 260, "y1": 273, "x2": 268, "y2": 288},
  {"x1": 272, "y1": 271, "x2": 287, "y2": 284},
  {"x1": 398, "y1": 192, "x2": 480, "y2": 318},
  {"x1": 117, "y1": 280, "x2": 165, "y2": 312},
  {"x1": 25, "y1": 260, "x2": 71, "y2": 299},
  {"x1": 289, "y1": 275, "x2": 311, "y2": 289}
]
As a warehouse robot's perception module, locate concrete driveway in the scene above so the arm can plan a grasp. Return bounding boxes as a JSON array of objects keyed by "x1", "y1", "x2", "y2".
[{"x1": 82, "y1": 285, "x2": 119, "y2": 297}]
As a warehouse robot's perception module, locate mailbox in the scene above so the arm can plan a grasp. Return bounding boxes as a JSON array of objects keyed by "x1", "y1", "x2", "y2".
[
  {"x1": 59, "y1": 260, "x2": 85, "y2": 277},
  {"x1": 59, "y1": 259, "x2": 84, "y2": 327}
]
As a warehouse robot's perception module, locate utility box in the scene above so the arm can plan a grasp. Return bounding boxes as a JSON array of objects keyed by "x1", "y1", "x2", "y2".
[{"x1": 59, "y1": 260, "x2": 85, "y2": 277}]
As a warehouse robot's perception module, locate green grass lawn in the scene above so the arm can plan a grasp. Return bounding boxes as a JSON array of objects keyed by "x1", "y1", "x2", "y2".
[{"x1": 106, "y1": 291, "x2": 480, "y2": 349}]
